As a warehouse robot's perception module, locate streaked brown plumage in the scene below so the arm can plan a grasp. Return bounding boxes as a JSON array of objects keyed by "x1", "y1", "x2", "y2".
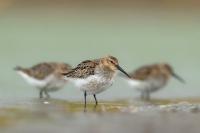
[
  {"x1": 15, "y1": 62, "x2": 72, "y2": 99},
  {"x1": 125, "y1": 63, "x2": 184, "y2": 100},
  {"x1": 15, "y1": 62, "x2": 71, "y2": 80},
  {"x1": 130, "y1": 63, "x2": 173, "y2": 82},
  {"x1": 63, "y1": 55, "x2": 130, "y2": 110},
  {"x1": 65, "y1": 60, "x2": 99, "y2": 79},
  {"x1": 64, "y1": 56, "x2": 121, "y2": 79}
]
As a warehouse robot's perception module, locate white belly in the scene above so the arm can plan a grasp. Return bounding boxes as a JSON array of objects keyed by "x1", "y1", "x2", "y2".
[
  {"x1": 46, "y1": 78, "x2": 67, "y2": 92},
  {"x1": 17, "y1": 71, "x2": 48, "y2": 88},
  {"x1": 17, "y1": 71, "x2": 66, "y2": 92},
  {"x1": 127, "y1": 79, "x2": 166, "y2": 93},
  {"x1": 69, "y1": 75, "x2": 114, "y2": 95}
]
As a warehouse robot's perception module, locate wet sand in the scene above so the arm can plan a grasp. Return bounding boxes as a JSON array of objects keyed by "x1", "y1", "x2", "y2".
[{"x1": 0, "y1": 98, "x2": 200, "y2": 133}]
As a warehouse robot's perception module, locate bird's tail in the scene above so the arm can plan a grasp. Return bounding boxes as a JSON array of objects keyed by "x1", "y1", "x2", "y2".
[{"x1": 14, "y1": 66, "x2": 24, "y2": 71}]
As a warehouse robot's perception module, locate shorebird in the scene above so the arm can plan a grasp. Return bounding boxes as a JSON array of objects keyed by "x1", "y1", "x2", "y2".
[
  {"x1": 62, "y1": 55, "x2": 130, "y2": 110},
  {"x1": 124, "y1": 63, "x2": 185, "y2": 100},
  {"x1": 15, "y1": 62, "x2": 72, "y2": 99}
]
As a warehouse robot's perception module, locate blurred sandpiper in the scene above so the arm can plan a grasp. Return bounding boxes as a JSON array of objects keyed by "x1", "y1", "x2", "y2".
[
  {"x1": 123, "y1": 63, "x2": 185, "y2": 100},
  {"x1": 15, "y1": 62, "x2": 72, "y2": 99}
]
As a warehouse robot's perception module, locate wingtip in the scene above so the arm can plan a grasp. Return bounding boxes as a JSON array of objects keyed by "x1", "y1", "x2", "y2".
[
  {"x1": 61, "y1": 72, "x2": 70, "y2": 76},
  {"x1": 61, "y1": 70, "x2": 74, "y2": 76},
  {"x1": 62, "y1": 73, "x2": 67, "y2": 76}
]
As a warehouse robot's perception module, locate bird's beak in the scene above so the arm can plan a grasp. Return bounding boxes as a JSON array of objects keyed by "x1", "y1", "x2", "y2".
[
  {"x1": 172, "y1": 72, "x2": 185, "y2": 83},
  {"x1": 116, "y1": 65, "x2": 131, "y2": 78}
]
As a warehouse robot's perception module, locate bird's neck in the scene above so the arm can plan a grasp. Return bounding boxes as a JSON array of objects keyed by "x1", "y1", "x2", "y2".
[{"x1": 95, "y1": 66, "x2": 116, "y2": 80}]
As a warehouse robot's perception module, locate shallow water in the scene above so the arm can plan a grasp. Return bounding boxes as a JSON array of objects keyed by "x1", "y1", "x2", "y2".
[{"x1": 0, "y1": 98, "x2": 200, "y2": 133}]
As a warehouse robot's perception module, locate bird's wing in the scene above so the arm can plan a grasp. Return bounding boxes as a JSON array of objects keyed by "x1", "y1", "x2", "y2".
[
  {"x1": 29, "y1": 63, "x2": 56, "y2": 79},
  {"x1": 63, "y1": 60, "x2": 99, "y2": 79},
  {"x1": 130, "y1": 65, "x2": 155, "y2": 80}
]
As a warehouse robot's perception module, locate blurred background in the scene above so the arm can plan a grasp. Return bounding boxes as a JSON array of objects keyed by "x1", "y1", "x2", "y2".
[{"x1": 0, "y1": 0, "x2": 200, "y2": 101}]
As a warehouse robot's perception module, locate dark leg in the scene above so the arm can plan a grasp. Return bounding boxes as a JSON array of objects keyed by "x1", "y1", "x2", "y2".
[
  {"x1": 141, "y1": 91, "x2": 150, "y2": 101},
  {"x1": 142, "y1": 91, "x2": 150, "y2": 101},
  {"x1": 93, "y1": 94, "x2": 98, "y2": 106},
  {"x1": 44, "y1": 89, "x2": 50, "y2": 99},
  {"x1": 40, "y1": 89, "x2": 44, "y2": 99},
  {"x1": 84, "y1": 91, "x2": 87, "y2": 111},
  {"x1": 93, "y1": 94, "x2": 98, "y2": 111}
]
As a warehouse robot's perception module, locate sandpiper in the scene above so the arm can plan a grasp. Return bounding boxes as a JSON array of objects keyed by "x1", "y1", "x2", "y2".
[
  {"x1": 124, "y1": 63, "x2": 185, "y2": 100},
  {"x1": 15, "y1": 62, "x2": 72, "y2": 99},
  {"x1": 62, "y1": 55, "x2": 130, "y2": 109}
]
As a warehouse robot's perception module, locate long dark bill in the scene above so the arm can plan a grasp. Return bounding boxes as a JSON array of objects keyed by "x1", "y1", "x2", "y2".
[
  {"x1": 172, "y1": 72, "x2": 185, "y2": 83},
  {"x1": 116, "y1": 65, "x2": 131, "y2": 78}
]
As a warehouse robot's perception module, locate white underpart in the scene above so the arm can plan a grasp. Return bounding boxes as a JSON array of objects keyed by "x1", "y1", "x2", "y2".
[
  {"x1": 17, "y1": 71, "x2": 66, "y2": 92},
  {"x1": 127, "y1": 78, "x2": 166, "y2": 93},
  {"x1": 66, "y1": 74, "x2": 115, "y2": 95},
  {"x1": 46, "y1": 76, "x2": 67, "y2": 92}
]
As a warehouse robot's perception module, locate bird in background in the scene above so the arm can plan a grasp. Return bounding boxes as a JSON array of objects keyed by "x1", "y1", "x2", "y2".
[
  {"x1": 122, "y1": 63, "x2": 185, "y2": 100},
  {"x1": 62, "y1": 55, "x2": 130, "y2": 110},
  {"x1": 15, "y1": 62, "x2": 72, "y2": 99}
]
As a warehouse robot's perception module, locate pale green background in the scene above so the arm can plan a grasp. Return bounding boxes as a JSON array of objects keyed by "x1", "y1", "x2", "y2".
[{"x1": 0, "y1": 8, "x2": 199, "y2": 100}]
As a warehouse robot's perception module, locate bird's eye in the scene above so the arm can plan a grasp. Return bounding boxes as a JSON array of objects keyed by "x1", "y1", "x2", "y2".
[{"x1": 110, "y1": 60, "x2": 114, "y2": 64}]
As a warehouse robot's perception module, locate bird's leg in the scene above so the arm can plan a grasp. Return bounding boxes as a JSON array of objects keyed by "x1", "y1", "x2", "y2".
[
  {"x1": 141, "y1": 92, "x2": 145, "y2": 100},
  {"x1": 93, "y1": 94, "x2": 98, "y2": 111},
  {"x1": 39, "y1": 89, "x2": 44, "y2": 99},
  {"x1": 93, "y1": 94, "x2": 98, "y2": 107},
  {"x1": 44, "y1": 88, "x2": 50, "y2": 99},
  {"x1": 141, "y1": 91, "x2": 150, "y2": 101},
  {"x1": 144, "y1": 91, "x2": 150, "y2": 101},
  {"x1": 84, "y1": 91, "x2": 87, "y2": 112}
]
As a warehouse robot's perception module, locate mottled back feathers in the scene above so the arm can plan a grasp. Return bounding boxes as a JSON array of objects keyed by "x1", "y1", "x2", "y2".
[
  {"x1": 63, "y1": 60, "x2": 99, "y2": 79},
  {"x1": 15, "y1": 62, "x2": 71, "y2": 80},
  {"x1": 130, "y1": 63, "x2": 172, "y2": 81}
]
